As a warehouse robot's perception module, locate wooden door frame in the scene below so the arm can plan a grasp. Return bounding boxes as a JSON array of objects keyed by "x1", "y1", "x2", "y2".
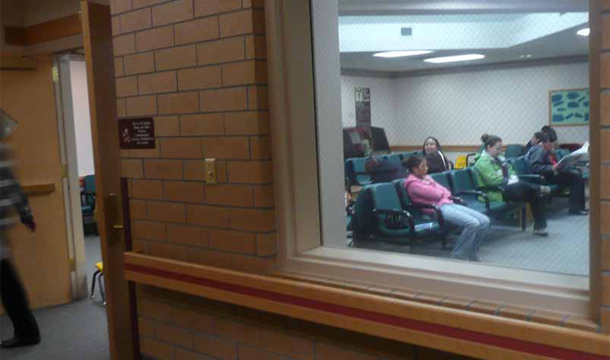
[
  {"x1": 53, "y1": 54, "x2": 89, "y2": 301},
  {"x1": 81, "y1": 2, "x2": 137, "y2": 359}
]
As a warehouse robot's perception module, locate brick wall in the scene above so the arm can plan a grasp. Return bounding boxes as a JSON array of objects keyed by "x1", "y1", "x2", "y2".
[
  {"x1": 598, "y1": 0, "x2": 610, "y2": 335},
  {"x1": 112, "y1": 0, "x2": 275, "y2": 275},
  {"x1": 136, "y1": 284, "x2": 474, "y2": 360}
]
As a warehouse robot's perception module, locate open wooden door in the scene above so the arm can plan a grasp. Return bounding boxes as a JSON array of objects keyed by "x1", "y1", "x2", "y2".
[
  {"x1": 1, "y1": 57, "x2": 72, "y2": 310},
  {"x1": 81, "y1": 2, "x2": 136, "y2": 359}
]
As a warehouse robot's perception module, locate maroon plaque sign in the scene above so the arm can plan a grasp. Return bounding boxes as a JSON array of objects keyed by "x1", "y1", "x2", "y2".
[{"x1": 119, "y1": 117, "x2": 155, "y2": 149}]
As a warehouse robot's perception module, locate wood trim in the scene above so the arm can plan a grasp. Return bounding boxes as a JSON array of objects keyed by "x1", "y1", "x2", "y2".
[
  {"x1": 273, "y1": 270, "x2": 599, "y2": 333},
  {"x1": 589, "y1": 0, "x2": 603, "y2": 324},
  {"x1": 22, "y1": 183, "x2": 56, "y2": 195},
  {"x1": 0, "y1": 57, "x2": 36, "y2": 70},
  {"x1": 391, "y1": 145, "x2": 480, "y2": 153},
  {"x1": 4, "y1": 14, "x2": 82, "y2": 47},
  {"x1": 124, "y1": 253, "x2": 610, "y2": 360}
]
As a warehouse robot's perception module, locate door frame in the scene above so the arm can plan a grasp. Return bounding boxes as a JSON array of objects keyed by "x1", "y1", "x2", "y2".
[
  {"x1": 81, "y1": 2, "x2": 137, "y2": 359},
  {"x1": 53, "y1": 54, "x2": 89, "y2": 300}
]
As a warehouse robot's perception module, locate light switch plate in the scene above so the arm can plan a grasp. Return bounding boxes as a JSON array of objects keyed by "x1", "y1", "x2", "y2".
[{"x1": 204, "y1": 158, "x2": 217, "y2": 184}]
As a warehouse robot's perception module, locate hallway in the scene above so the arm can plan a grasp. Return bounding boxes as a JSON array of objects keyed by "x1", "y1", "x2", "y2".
[{"x1": 0, "y1": 236, "x2": 108, "y2": 359}]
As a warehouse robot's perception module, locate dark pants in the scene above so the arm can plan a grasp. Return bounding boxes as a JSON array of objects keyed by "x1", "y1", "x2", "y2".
[
  {"x1": 0, "y1": 259, "x2": 39, "y2": 338},
  {"x1": 503, "y1": 182, "x2": 547, "y2": 230},
  {"x1": 546, "y1": 170, "x2": 586, "y2": 212}
]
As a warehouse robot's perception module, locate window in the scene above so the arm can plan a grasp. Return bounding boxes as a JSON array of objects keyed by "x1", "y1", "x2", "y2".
[{"x1": 270, "y1": 0, "x2": 595, "y2": 315}]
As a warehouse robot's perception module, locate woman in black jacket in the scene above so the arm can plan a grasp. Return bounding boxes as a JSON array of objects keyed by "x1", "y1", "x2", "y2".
[{"x1": 422, "y1": 137, "x2": 452, "y2": 174}]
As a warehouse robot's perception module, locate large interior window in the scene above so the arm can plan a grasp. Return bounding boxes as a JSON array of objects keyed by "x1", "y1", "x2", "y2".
[{"x1": 312, "y1": 0, "x2": 591, "y2": 277}]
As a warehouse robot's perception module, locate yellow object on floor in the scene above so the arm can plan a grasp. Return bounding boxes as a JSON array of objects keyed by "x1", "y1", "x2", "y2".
[
  {"x1": 91, "y1": 261, "x2": 106, "y2": 306},
  {"x1": 454, "y1": 155, "x2": 467, "y2": 169}
]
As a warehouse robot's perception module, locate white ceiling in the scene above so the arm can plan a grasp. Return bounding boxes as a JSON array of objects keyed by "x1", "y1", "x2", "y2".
[{"x1": 337, "y1": 1, "x2": 590, "y2": 74}]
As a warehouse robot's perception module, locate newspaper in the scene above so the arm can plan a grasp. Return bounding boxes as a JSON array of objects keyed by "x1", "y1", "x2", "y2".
[{"x1": 556, "y1": 141, "x2": 589, "y2": 171}]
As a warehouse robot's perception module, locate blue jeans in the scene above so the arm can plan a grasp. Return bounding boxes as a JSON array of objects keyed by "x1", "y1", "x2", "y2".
[{"x1": 440, "y1": 204, "x2": 490, "y2": 260}]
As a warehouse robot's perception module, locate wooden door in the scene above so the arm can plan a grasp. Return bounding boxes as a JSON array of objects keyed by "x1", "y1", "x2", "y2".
[
  {"x1": 81, "y1": 2, "x2": 136, "y2": 359},
  {"x1": 0, "y1": 56, "x2": 72, "y2": 310}
]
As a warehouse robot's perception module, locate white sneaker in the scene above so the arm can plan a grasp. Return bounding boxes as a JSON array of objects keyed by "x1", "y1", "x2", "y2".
[
  {"x1": 540, "y1": 186, "x2": 551, "y2": 195},
  {"x1": 534, "y1": 227, "x2": 548, "y2": 236}
]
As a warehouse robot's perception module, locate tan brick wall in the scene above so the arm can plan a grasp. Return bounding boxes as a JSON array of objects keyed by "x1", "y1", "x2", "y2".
[
  {"x1": 136, "y1": 284, "x2": 478, "y2": 360},
  {"x1": 112, "y1": 0, "x2": 274, "y2": 276}
]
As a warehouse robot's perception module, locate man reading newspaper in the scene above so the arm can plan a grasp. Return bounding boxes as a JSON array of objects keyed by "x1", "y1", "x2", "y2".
[{"x1": 525, "y1": 133, "x2": 588, "y2": 215}]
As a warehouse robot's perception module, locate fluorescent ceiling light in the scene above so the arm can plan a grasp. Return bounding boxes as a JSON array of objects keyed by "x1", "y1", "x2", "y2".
[
  {"x1": 576, "y1": 28, "x2": 590, "y2": 36},
  {"x1": 424, "y1": 54, "x2": 485, "y2": 63},
  {"x1": 373, "y1": 50, "x2": 432, "y2": 58}
]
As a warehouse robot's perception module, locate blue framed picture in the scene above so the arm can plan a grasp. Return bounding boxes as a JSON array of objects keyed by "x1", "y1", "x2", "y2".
[{"x1": 549, "y1": 88, "x2": 589, "y2": 126}]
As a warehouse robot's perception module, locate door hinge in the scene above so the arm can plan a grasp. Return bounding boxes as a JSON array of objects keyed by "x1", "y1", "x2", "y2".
[
  {"x1": 61, "y1": 165, "x2": 68, "y2": 178},
  {"x1": 68, "y1": 258, "x2": 76, "y2": 272},
  {"x1": 52, "y1": 66, "x2": 59, "y2": 83}
]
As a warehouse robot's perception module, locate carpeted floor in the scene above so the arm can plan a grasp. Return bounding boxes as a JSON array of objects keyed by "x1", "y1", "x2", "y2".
[
  {"x1": 0, "y1": 235, "x2": 109, "y2": 360},
  {"x1": 352, "y1": 197, "x2": 590, "y2": 276}
]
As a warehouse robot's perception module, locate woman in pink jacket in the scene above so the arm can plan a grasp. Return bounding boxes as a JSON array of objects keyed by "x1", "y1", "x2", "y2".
[{"x1": 403, "y1": 155, "x2": 490, "y2": 261}]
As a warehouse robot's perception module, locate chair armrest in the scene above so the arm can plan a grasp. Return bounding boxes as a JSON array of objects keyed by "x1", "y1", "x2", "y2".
[
  {"x1": 465, "y1": 153, "x2": 477, "y2": 166},
  {"x1": 407, "y1": 203, "x2": 445, "y2": 229},
  {"x1": 449, "y1": 196, "x2": 466, "y2": 206},
  {"x1": 80, "y1": 191, "x2": 97, "y2": 209},
  {"x1": 456, "y1": 190, "x2": 491, "y2": 210}
]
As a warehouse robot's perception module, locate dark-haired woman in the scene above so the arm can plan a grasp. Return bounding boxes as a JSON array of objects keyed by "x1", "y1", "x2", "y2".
[
  {"x1": 423, "y1": 137, "x2": 451, "y2": 174},
  {"x1": 474, "y1": 135, "x2": 550, "y2": 236},
  {"x1": 403, "y1": 156, "x2": 490, "y2": 261}
]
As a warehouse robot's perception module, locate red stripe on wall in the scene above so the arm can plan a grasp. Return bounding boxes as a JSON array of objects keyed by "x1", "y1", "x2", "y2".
[{"x1": 125, "y1": 263, "x2": 605, "y2": 360}]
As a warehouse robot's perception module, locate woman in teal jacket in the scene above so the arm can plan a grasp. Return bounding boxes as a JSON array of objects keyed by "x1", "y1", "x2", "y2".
[{"x1": 474, "y1": 135, "x2": 550, "y2": 236}]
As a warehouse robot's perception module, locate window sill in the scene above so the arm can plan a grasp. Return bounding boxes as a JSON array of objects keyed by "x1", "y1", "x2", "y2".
[{"x1": 280, "y1": 245, "x2": 590, "y2": 316}]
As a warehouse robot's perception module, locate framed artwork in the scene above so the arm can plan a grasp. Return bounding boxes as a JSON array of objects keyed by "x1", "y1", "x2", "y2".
[{"x1": 549, "y1": 88, "x2": 589, "y2": 126}]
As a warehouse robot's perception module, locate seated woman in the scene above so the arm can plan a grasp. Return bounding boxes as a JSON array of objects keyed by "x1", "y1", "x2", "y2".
[
  {"x1": 422, "y1": 137, "x2": 452, "y2": 174},
  {"x1": 474, "y1": 135, "x2": 551, "y2": 236},
  {"x1": 403, "y1": 155, "x2": 490, "y2": 261}
]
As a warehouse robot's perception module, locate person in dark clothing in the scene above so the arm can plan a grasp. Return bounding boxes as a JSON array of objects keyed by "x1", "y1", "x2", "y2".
[
  {"x1": 365, "y1": 156, "x2": 406, "y2": 183},
  {"x1": 524, "y1": 132, "x2": 544, "y2": 154},
  {"x1": 541, "y1": 126, "x2": 558, "y2": 142},
  {"x1": 422, "y1": 137, "x2": 452, "y2": 174},
  {"x1": 525, "y1": 134, "x2": 587, "y2": 215},
  {"x1": 0, "y1": 142, "x2": 40, "y2": 348}
]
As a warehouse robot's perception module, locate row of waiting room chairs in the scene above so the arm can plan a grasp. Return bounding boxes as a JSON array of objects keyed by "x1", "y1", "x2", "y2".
[
  {"x1": 345, "y1": 152, "x2": 420, "y2": 187},
  {"x1": 350, "y1": 168, "x2": 526, "y2": 247},
  {"x1": 348, "y1": 147, "x2": 579, "y2": 188}
]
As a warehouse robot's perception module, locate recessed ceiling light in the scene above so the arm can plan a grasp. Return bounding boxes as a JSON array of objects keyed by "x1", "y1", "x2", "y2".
[
  {"x1": 577, "y1": 28, "x2": 590, "y2": 36},
  {"x1": 373, "y1": 50, "x2": 433, "y2": 58},
  {"x1": 424, "y1": 54, "x2": 485, "y2": 64}
]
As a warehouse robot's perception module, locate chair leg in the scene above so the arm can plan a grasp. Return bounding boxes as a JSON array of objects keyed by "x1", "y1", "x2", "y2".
[
  {"x1": 91, "y1": 270, "x2": 99, "y2": 299},
  {"x1": 99, "y1": 273, "x2": 106, "y2": 306},
  {"x1": 521, "y1": 206, "x2": 527, "y2": 231}
]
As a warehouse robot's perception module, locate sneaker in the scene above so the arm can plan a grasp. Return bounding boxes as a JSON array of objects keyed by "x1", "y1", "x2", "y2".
[
  {"x1": 539, "y1": 186, "x2": 551, "y2": 195},
  {"x1": 568, "y1": 209, "x2": 588, "y2": 215},
  {"x1": 469, "y1": 254, "x2": 480, "y2": 262},
  {"x1": 450, "y1": 254, "x2": 469, "y2": 261},
  {"x1": 533, "y1": 228, "x2": 548, "y2": 236}
]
